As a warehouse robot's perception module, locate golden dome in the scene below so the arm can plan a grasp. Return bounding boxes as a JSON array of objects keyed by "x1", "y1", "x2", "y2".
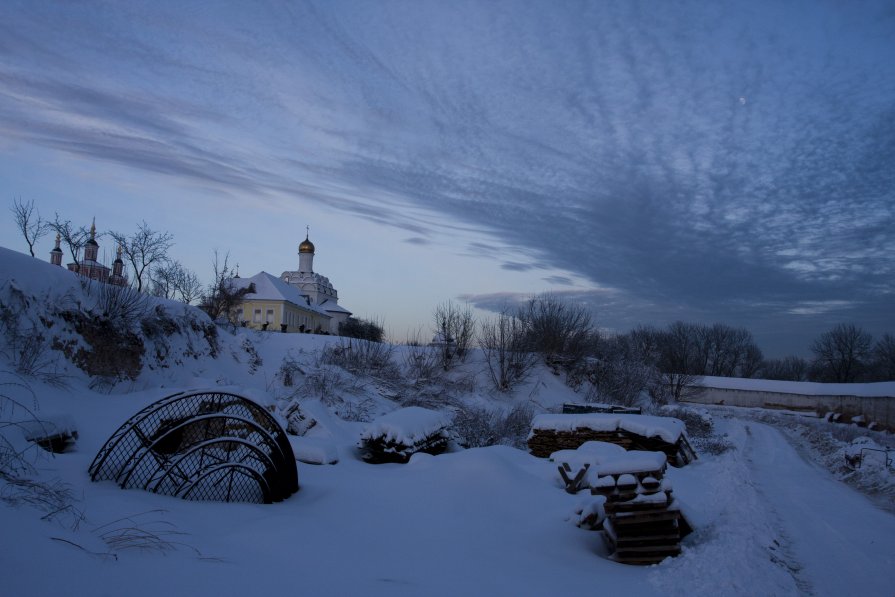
[{"x1": 299, "y1": 234, "x2": 315, "y2": 254}]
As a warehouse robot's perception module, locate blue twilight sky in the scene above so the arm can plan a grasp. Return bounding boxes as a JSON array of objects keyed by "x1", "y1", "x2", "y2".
[{"x1": 1, "y1": 0, "x2": 893, "y2": 356}]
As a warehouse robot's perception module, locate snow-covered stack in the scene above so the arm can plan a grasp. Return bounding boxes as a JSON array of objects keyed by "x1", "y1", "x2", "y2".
[
  {"x1": 528, "y1": 413, "x2": 697, "y2": 466},
  {"x1": 552, "y1": 441, "x2": 691, "y2": 565},
  {"x1": 19, "y1": 413, "x2": 78, "y2": 453},
  {"x1": 358, "y1": 407, "x2": 451, "y2": 463}
]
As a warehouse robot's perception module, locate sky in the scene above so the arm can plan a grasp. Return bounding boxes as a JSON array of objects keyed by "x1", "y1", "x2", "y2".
[{"x1": 1, "y1": 0, "x2": 893, "y2": 357}]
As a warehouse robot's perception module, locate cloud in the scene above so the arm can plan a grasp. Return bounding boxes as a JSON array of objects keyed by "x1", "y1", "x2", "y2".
[
  {"x1": 543, "y1": 275, "x2": 573, "y2": 286},
  {"x1": 403, "y1": 237, "x2": 429, "y2": 246},
  {"x1": 2, "y1": 0, "x2": 893, "y2": 353},
  {"x1": 501, "y1": 262, "x2": 536, "y2": 272}
]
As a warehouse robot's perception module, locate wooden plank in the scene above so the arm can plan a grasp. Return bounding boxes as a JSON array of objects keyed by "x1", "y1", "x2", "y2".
[{"x1": 611, "y1": 510, "x2": 682, "y2": 525}]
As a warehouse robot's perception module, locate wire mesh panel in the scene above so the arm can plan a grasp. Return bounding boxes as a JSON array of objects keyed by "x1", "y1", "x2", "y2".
[{"x1": 89, "y1": 391, "x2": 298, "y2": 503}]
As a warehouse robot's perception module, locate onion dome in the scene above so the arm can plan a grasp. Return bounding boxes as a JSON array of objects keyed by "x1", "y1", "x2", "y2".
[{"x1": 299, "y1": 233, "x2": 315, "y2": 254}]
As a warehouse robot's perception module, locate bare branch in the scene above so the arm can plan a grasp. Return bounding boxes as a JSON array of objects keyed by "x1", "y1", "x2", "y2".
[
  {"x1": 10, "y1": 198, "x2": 49, "y2": 257},
  {"x1": 110, "y1": 222, "x2": 174, "y2": 292}
]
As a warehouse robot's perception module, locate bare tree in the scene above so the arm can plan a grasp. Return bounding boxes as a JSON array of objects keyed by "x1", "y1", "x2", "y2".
[
  {"x1": 150, "y1": 260, "x2": 202, "y2": 304},
  {"x1": 870, "y1": 333, "x2": 895, "y2": 381},
  {"x1": 517, "y1": 293, "x2": 594, "y2": 368},
  {"x1": 49, "y1": 214, "x2": 89, "y2": 272},
  {"x1": 695, "y1": 323, "x2": 763, "y2": 378},
  {"x1": 10, "y1": 198, "x2": 49, "y2": 257},
  {"x1": 479, "y1": 310, "x2": 537, "y2": 392},
  {"x1": 110, "y1": 222, "x2": 174, "y2": 292},
  {"x1": 761, "y1": 356, "x2": 809, "y2": 381},
  {"x1": 432, "y1": 300, "x2": 476, "y2": 369},
  {"x1": 584, "y1": 333, "x2": 661, "y2": 406},
  {"x1": 402, "y1": 328, "x2": 442, "y2": 385},
  {"x1": 810, "y1": 323, "x2": 873, "y2": 382},
  {"x1": 199, "y1": 250, "x2": 250, "y2": 324},
  {"x1": 654, "y1": 321, "x2": 704, "y2": 402}
]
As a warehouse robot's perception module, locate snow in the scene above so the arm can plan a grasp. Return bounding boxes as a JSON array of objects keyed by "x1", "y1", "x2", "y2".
[
  {"x1": 359, "y1": 406, "x2": 450, "y2": 444},
  {"x1": 699, "y1": 375, "x2": 895, "y2": 397},
  {"x1": 2, "y1": 244, "x2": 895, "y2": 596},
  {"x1": 532, "y1": 413, "x2": 687, "y2": 444},
  {"x1": 550, "y1": 442, "x2": 667, "y2": 476}
]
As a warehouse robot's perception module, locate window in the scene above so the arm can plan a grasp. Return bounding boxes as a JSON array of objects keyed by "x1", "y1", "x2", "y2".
[
  {"x1": 236, "y1": 308, "x2": 243, "y2": 320},
  {"x1": 266, "y1": 309, "x2": 274, "y2": 323},
  {"x1": 253, "y1": 309, "x2": 261, "y2": 323}
]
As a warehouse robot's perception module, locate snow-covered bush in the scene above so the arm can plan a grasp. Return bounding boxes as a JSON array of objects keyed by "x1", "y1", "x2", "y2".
[
  {"x1": 322, "y1": 337, "x2": 398, "y2": 379},
  {"x1": 659, "y1": 404, "x2": 734, "y2": 455},
  {"x1": 239, "y1": 337, "x2": 263, "y2": 373},
  {"x1": 452, "y1": 402, "x2": 534, "y2": 449},
  {"x1": 276, "y1": 352, "x2": 305, "y2": 388},
  {"x1": 401, "y1": 341, "x2": 441, "y2": 386},
  {"x1": 0, "y1": 285, "x2": 64, "y2": 385}
]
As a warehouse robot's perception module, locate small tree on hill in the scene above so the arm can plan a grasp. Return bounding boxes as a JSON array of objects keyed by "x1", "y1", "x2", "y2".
[
  {"x1": 150, "y1": 260, "x2": 202, "y2": 304},
  {"x1": 433, "y1": 300, "x2": 476, "y2": 369},
  {"x1": 479, "y1": 310, "x2": 537, "y2": 392},
  {"x1": 10, "y1": 198, "x2": 49, "y2": 257},
  {"x1": 199, "y1": 251, "x2": 250, "y2": 324},
  {"x1": 110, "y1": 221, "x2": 174, "y2": 292}
]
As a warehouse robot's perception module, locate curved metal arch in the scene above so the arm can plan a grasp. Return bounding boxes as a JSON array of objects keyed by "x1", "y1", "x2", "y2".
[
  {"x1": 179, "y1": 463, "x2": 272, "y2": 503},
  {"x1": 88, "y1": 390, "x2": 187, "y2": 481},
  {"x1": 147, "y1": 436, "x2": 280, "y2": 497},
  {"x1": 89, "y1": 390, "x2": 298, "y2": 503},
  {"x1": 118, "y1": 414, "x2": 286, "y2": 491}
]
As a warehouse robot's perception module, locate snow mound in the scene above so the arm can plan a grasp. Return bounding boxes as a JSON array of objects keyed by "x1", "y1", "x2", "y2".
[{"x1": 360, "y1": 406, "x2": 450, "y2": 444}]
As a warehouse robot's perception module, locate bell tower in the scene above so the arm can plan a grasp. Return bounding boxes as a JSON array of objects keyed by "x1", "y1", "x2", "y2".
[{"x1": 298, "y1": 227, "x2": 315, "y2": 274}]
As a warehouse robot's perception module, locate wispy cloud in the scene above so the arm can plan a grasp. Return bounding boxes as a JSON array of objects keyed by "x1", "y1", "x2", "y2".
[{"x1": 2, "y1": 0, "x2": 893, "y2": 353}]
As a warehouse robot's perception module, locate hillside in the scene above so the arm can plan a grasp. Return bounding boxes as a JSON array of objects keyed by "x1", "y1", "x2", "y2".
[{"x1": 2, "y1": 245, "x2": 894, "y2": 596}]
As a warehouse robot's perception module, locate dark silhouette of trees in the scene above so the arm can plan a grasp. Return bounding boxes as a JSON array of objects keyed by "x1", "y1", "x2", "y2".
[
  {"x1": 761, "y1": 356, "x2": 810, "y2": 381},
  {"x1": 517, "y1": 293, "x2": 594, "y2": 367},
  {"x1": 871, "y1": 333, "x2": 895, "y2": 381},
  {"x1": 810, "y1": 323, "x2": 873, "y2": 382},
  {"x1": 339, "y1": 317, "x2": 385, "y2": 342}
]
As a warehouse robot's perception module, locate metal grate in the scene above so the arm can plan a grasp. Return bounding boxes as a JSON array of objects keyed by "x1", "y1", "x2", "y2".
[{"x1": 89, "y1": 391, "x2": 298, "y2": 503}]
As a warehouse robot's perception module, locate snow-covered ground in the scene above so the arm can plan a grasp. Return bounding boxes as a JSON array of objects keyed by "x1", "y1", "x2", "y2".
[{"x1": 2, "y1": 246, "x2": 894, "y2": 596}]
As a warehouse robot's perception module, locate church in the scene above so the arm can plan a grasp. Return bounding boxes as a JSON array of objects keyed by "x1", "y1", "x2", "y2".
[
  {"x1": 48, "y1": 219, "x2": 127, "y2": 287},
  {"x1": 233, "y1": 232, "x2": 351, "y2": 335}
]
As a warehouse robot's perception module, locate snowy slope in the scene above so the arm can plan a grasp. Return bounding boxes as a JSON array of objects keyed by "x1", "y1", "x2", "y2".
[{"x1": 2, "y1": 246, "x2": 895, "y2": 596}]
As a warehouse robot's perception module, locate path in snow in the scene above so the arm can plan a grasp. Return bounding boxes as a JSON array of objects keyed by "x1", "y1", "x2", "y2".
[{"x1": 739, "y1": 420, "x2": 895, "y2": 596}]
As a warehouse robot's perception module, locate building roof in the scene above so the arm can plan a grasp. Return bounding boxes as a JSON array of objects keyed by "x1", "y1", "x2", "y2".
[
  {"x1": 319, "y1": 299, "x2": 351, "y2": 315},
  {"x1": 232, "y1": 272, "x2": 331, "y2": 318}
]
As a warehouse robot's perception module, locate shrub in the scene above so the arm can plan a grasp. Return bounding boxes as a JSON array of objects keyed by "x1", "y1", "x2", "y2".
[
  {"x1": 322, "y1": 337, "x2": 398, "y2": 379},
  {"x1": 338, "y1": 317, "x2": 385, "y2": 343},
  {"x1": 479, "y1": 311, "x2": 538, "y2": 392},
  {"x1": 452, "y1": 403, "x2": 534, "y2": 449}
]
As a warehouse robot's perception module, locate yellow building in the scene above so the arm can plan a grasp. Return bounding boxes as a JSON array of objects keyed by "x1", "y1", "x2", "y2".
[{"x1": 231, "y1": 271, "x2": 331, "y2": 333}]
